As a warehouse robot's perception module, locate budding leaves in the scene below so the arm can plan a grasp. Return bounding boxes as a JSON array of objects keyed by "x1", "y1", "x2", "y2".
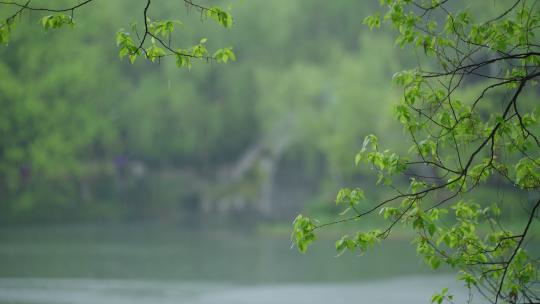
[
  {"x1": 116, "y1": 26, "x2": 236, "y2": 69},
  {"x1": 116, "y1": 31, "x2": 140, "y2": 63},
  {"x1": 292, "y1": 214, "x2": 316, "y2": 253},
  {"x1": 111, "y1": 4, "x2": 234, "y2": 69},
  {"x1": 207, "y1": 7, "x2": 233, "y2": 28},
  {"x1": 40, "y1": 15, "x2": 75, "y2": 30},
  {"x1": 213, "y1": 47, "x2": 236, "y2": 64},
  {"x1": 431, "y1": 288, "x2": 453, "y2": 304},
  {"x1": 148, "y1": 20, "x2": 181, "y2": 38},
  {"x1": 335, "y1": 231, "x2": 381, "y2": 256},
  {"x1": 1, "y1": 2, "x2": 235, "y2": 70}
]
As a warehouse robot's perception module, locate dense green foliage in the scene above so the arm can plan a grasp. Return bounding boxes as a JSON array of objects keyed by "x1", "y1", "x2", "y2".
[
  {"x1": 0, "y1": 0, "x2": 404, "y2": 223},
  {"x1": 294, "y1": 1, "x2": 540, "y2": 303}
]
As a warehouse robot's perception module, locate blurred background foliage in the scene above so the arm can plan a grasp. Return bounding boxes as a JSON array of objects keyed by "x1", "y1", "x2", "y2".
[{"x1": 0, "y1": 0, "x2": 533, "y2": 226}]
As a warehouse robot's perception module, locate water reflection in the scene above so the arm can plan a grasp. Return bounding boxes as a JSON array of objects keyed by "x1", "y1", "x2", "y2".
[
  {"x1": 0, "y1": 276, "x2": 467, "y2": 304},
  {"x1": 0, "y1": 225, "x2": 472, "y2": 303}
]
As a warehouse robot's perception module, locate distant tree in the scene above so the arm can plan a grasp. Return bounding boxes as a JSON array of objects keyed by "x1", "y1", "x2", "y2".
[
  {"x1": 0, "y1": 0, "x2": 235, "y2": 68},
  {"x1": 293, "y1": 1, "x2": 540, "y2": 303},
  {"x1": 0, "y1": 0, "x2": 236, "y2": 208}
]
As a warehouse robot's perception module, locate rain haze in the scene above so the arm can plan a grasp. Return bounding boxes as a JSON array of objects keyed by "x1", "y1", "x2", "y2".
[{"x1": 1, "y1": 1, "x2": 539, "y2": 303}]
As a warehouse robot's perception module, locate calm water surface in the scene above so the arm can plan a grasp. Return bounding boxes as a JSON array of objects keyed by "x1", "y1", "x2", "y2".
[{"x1": 0, "y1": 225, "x2": 471, "y2": 303}]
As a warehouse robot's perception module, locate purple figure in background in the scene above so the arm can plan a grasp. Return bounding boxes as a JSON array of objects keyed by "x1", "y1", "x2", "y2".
[
  {"x1": 19, "y1": 164, "x2": 31, "y2": 183},
  {"x1": 114, "y1": 154, "x2": 129, "y2": 177}
]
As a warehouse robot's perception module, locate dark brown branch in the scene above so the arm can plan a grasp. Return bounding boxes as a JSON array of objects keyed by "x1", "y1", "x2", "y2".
[
  {"x1": 0, "y1": 0, "x2": 95, "y2": 13},
  {"x1": 495, "y1": 197, "x2": 540, "y2": 303}
]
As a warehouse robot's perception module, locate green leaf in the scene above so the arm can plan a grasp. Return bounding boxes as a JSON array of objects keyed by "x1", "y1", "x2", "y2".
[
  {"x1": 292, "y1": 214, "x2": 317, "y2": 253},
  {"x1": 40, "y1": 15, "x2": 75, "y2": 30},
  {"x1": 207, "y1": 7, "x2": 233, "y2": 28}
]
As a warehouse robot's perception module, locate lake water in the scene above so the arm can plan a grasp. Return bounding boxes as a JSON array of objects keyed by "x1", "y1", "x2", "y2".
[{"x1": 0, "y1": 225, "x2": 472, "y2": 304}]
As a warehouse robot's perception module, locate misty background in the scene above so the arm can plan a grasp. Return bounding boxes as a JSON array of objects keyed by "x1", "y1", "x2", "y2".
[{"x1": 0, "y1": 0, "x2": 530, "y2": 303}]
